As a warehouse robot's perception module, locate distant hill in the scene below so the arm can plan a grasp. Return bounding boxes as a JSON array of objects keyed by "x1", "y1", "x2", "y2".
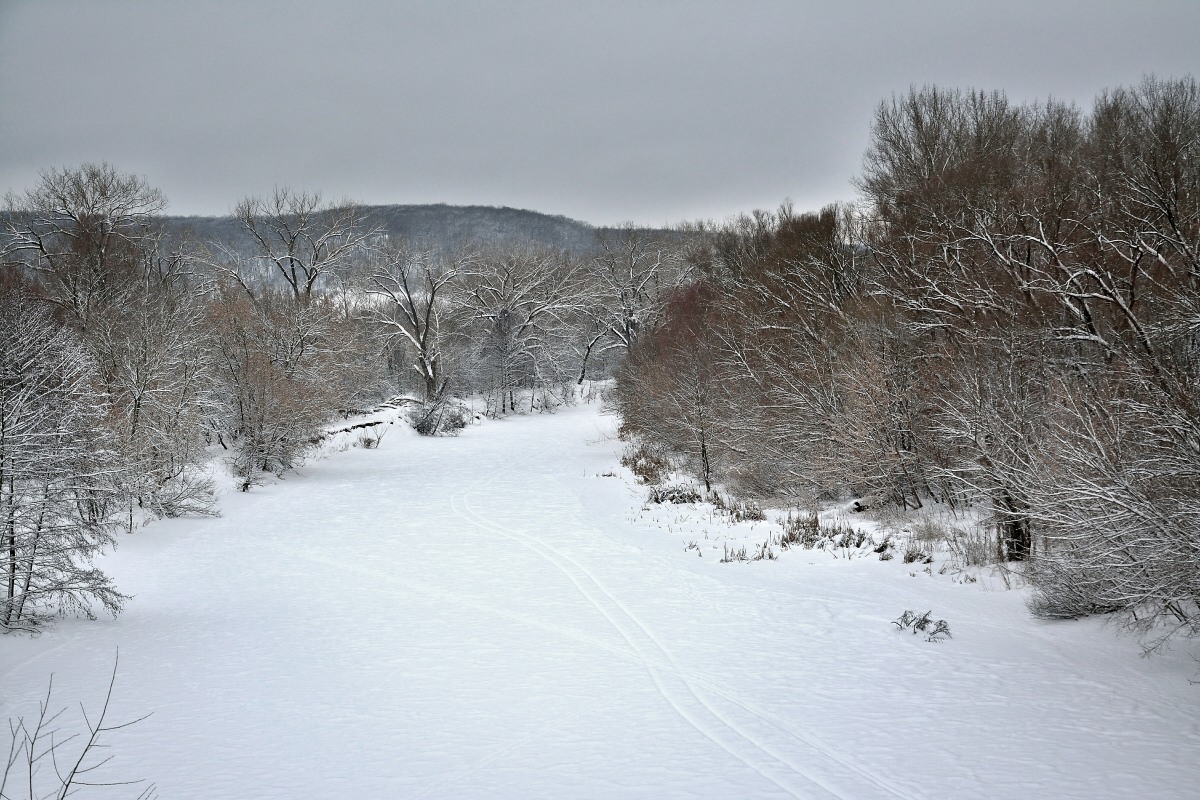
[
  {"x1": 3, "y1": 205, "x2": 682, "y2": 284},
  {"x1": 370, "y1": 204, "x2": 600, "y2": 252},
  {"x1": 162, "y1": 203, "x2": 651, "y2": 255}
]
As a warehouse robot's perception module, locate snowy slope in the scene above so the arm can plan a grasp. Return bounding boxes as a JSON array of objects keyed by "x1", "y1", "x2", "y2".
[{"x1": 1, "y1": 403, "x2": 1197, "y2": 799}]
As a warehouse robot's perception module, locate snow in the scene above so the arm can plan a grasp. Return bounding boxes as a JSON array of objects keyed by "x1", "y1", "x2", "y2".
[{"x1": 2, "y1": 403, "x2": 1198, "y2": 799}]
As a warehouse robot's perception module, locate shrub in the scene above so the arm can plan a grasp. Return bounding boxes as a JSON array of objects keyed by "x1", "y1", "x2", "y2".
[
  {"x1": 836, "y1": 525, "x2": 868, "y2": 549},
  {"x1": 778, "y1": 511, "x2": 873, "y2": 554},
  {"x1": 779, "y1": 511, "x2": 821, "y2": 549},
  {"x1": 893, "y1": 610, "x2": 952, "y2": 642},
  {"x1": 648, "y1": 484, "x2": 702, "y2": 505},
  {"x1": 410, "y1": 400, "x2": 471, "y2": 436},
  {"x1": 947, "y1": 526, "x2": 998, "y2": 568},
  {"x1": 910, "y1": 518, "x2": 949, "y2": 545},
  {"x1": 621, "y1": 442, "x2": 672, "y2": 485},
  {"x1": 902, "y1": 543, "x2": 933, "y2": 564},
  {"x1": 710, "y1": 491, "x2": 767, "y2": 522},
  {"x1": 1026, "y1": 558, "x2": 1127, "y2": 620}
]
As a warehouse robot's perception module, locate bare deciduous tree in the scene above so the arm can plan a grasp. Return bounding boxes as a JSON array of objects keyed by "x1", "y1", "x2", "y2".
[
  {"x1": 365, "y1": 239, "x2": 466, "y2": 401},
  {"x1": 4, "y1": 165, "x2": 218, "y2": 525},
  {"x1": 452, "y1": 247, "x2": 584, "y2": 415},
  {"x1": 2, "y1": 162, "x2": 166, "y2": 331},
  {"x1": 215, "y1": 188, "x2": 375, "y2": 302},
  {"x1": 209, "y1": 286, "x2": 377, "y2": 487},
  {"x1": 576, "y1": 227, "x2": 688, "y2": 383},
  {"x1": 0, "y1": 292, "x2": 126, "y2": 630},
  {"x1": 2, "y1": 657, "x2": 154, "y2": 799}
]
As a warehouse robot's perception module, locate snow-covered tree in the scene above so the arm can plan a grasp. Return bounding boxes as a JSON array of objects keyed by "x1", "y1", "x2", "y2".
[
  {"x1": 616, "y1": 283, "x2": 725, "y2": 492},
  {"x1": 3, "y1": 165, "x2": 218, "y2": 523},
  {"x1": 452, "y1": 247, "x2": 584, "y2": 415},
  {"x1": 0, "y1": 292, "x2": 126, "y2": 630},
  {"x1": 365, "y1": 239, "x2": 466, "y2": 401},
  {"x1": 575, "y1": 227, "x2": 687, "y2": 383},
  {"x1": 216, "y1": 188, "x2": 376, "y2": 301},
  {"x1": 2, "y1": 162, "x2": 167, "y2": 331},
  {"x1": 88, "y1": 263, "x2": 219, "y2": 520}
]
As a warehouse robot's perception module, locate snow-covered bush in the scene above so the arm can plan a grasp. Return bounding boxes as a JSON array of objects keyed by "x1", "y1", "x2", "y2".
[
  {"x1": 209, "y1": 288, "x2": 375, "y2": 487},
  {"x1": 1025, "y1": 383, "x2": 1200, "y2": 650},
  {"x1": 893, "y1": 610, "x2": 952, "y2": 642},
  {"x1": 647, "y1": 484, "x2": 702, "y2": 505},
  {"x1": 409, "y1": 399, "x2": 471, "y2": 436},
  {"x1": 946, "y1": 526, "x2": 997, "y2": 569},
  {"x1": 778, "y1": 512, "x2": 865, "y2": 553},
  {"x1": 902, "y1": 543, "x2": 933, "y2": 565}
]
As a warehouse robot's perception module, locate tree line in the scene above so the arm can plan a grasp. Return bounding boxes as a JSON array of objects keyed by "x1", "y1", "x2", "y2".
[
  {"x1": 0, "y1": 170, "x2": 690, "y2": 629},
  {"x1": 614, "y1": 75, "x2": 1200, "y2": 648}
]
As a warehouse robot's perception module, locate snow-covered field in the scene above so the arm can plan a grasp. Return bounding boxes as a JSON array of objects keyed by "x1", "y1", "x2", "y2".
[{"x1": 2, "y1": 402, "x2": 1197, "y2": 799}]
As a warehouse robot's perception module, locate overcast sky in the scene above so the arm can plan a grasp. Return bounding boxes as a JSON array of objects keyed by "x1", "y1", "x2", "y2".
[{"x1": 1, "y1": 1, "x2": 1197, "y2": 226}]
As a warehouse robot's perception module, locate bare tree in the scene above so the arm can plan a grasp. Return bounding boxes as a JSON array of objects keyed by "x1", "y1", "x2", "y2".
[
  {"x1": 859, "y1": 76, "x2": 1200, "y2": 620},
  {"x1": 576, "y1": 227, "x2": 687, "y2": 383},
  {"x1": 615, "y1": 283, "x2": 726, "y2": 492},
  {"x1": 451, "y1": 246, "x2": 584, "y2": 415},
  {"x1": 2, "y1": 657, "x2": 154, "y2": 799},
  {"x1": 364, "y1": 239, "x2": 466, "y2": 401},
  {"x1": 196, "y1": 189, "x2": 386, "y2": 482},
  {"x1": 609, "y1": 76, "x2": 1199, "y2": 647},
  {"x1": 215, "y1": 188, "x2": 375, "y2": 302},
  {"x1": 3, "y1": 165, "x2": 218, "y2": 525},
  {"x1": 0, "y1": 292, "x2": 126, "y2": 630},
  {"x1": 1020, "y1": 76, "x2": 1200, "y2": 637},
  {"x1": 89, "y1": 277, "x2": 219, "y2": 522},
  {"x1": 2, "y1": 162, "x2": 167, "y2": 331},
  {"x1": 208, "y1": 285, "x2": 377, "y2": 487}
]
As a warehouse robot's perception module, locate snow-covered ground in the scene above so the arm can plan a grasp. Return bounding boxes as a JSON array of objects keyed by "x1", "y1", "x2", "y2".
[{"x1": 2, "y1": 402, "x2": 1197, "y2": 799}]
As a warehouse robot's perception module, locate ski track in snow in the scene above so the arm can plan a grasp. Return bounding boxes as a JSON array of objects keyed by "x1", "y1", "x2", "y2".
[
  {"x1": 1, "y1": 403, "x2": 1198, "y2": 799},
  {"x1": 457, "y1": 492, "x2": 822, "y2": 799},
  {"x1": 450, "y1": 454, "x2": 910, "y2": 800}
]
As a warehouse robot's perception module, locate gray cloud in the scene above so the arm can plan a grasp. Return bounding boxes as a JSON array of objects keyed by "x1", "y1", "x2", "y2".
[{"x1": 2, "y1": 0, "x2": 1197, "y2": 225}]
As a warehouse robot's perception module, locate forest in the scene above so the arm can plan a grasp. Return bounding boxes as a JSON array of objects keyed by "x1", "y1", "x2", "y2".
[{"x1": 1, "y1": 74, "x2": 1197, "y2": 651}]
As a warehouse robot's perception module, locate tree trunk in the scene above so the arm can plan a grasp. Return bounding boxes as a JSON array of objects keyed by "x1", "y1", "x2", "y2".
[{"x1": 997, "y1": 487, "x2": 1031, "y2": 561}]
